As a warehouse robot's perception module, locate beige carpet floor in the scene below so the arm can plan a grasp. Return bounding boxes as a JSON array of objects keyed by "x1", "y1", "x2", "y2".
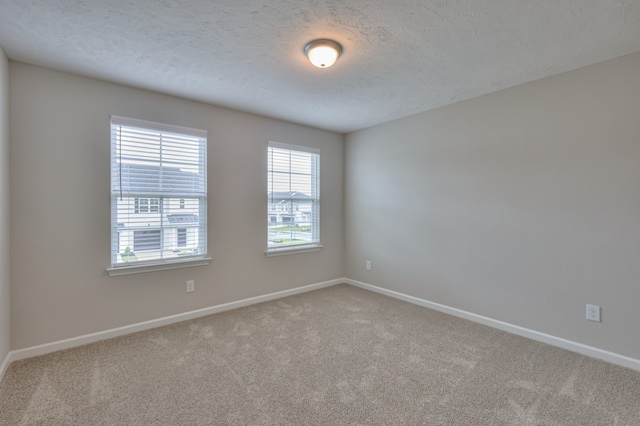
[{"x1": 1, "y1": 284, "x2": 639, "y2": 425}]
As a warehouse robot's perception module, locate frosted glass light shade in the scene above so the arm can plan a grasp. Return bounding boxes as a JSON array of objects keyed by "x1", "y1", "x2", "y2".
[{"x1": 304, "y1": 39, "x2": 342, "y2": 68}]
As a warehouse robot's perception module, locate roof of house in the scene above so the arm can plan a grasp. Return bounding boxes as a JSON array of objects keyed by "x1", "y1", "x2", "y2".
[
  {"x1": 119, "y1": 163, "x2": 203, "y2": 195},
  {"x1": 268, "y1": 191, "x2": 312, "y2": 201},
  {"x1": 167, "y1": 214, "x2": 199, "y2": 224}
]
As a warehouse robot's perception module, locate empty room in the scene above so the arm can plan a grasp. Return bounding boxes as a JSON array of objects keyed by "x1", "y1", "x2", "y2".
[{"x1": 1, "y1": 1, "x2": 639, "y2": 424}]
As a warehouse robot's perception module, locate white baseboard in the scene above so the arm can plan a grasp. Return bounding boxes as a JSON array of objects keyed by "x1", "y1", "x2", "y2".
[
  {"x1": 0, "y1": 351, "x2": 10, "y2": 384},
  {"x1": 345, "y1": 278, "x2": 640, "y2": 372},
  {"x1": 3, "y1": 278, "x2": 344, "y2": 374}
]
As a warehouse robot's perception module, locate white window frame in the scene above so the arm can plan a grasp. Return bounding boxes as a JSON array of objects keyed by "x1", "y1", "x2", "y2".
[
  {"x1": 266, "y1": 141, "x2": 322, "y2": 257},
  {"x1": 107, "y1": 116, "x2": 210, "y2": 276}
]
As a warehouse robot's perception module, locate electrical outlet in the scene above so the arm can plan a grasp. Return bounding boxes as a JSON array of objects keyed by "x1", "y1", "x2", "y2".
[
  {"x1": 366, "y1": 260, "x2": 372, "y2": 270},
  {"x1": 586, "y1": 304, "x2": 600, "y2": 322},
  {"x1": 186, "y1": 280, "x2": 195, "y2": 293}
]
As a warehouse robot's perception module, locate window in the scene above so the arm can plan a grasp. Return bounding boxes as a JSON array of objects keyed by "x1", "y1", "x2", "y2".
[
  {"x1": 177, "y1": 228, "x2": 187, "y2": 247},
  {"x1": 135, "y1": 197, "x2": 159, "y2": 213},
  {"x1": 267, "y1": 141, "x2": 320, "y2": 255},
  {"x1": 109, "y1": 116, "x2": 208, "y2": 274}
]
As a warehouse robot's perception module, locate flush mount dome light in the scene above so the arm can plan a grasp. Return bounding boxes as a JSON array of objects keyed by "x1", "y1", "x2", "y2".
[{"x1": 304, "y1": 39, "x2": 342, "y2": 68}]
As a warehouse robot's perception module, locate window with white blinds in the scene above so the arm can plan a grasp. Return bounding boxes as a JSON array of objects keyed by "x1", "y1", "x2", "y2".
[
  {"x1": 110, "y1": 116, "x2": 207, "y2": 270},
  {"x1": 267, "y1": 141, "x2": 320, "y2": 254}
]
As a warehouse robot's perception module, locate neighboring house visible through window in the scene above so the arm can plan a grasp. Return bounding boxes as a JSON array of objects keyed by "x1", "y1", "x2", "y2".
[
  {"x1": 267, "y1": 141, "x2": 320, "y2": 255},
  {"x1": 109, "y1": 116, "x2": 208, "y2": 273}
]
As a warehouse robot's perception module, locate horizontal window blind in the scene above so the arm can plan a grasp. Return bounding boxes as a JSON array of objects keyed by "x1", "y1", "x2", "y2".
[
  {"x1": 110, "y1": 116, "x2": 207, "y2": 268},
  {"x1": 267, "y1": 141, "x2": 320, "y2": 251}
]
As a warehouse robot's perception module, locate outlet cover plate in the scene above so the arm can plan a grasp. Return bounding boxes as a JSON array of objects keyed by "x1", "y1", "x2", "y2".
[
  {"x1": 186, "y1": 280, "x2": 195, "y2": 293},
  {"x1": 586, "y1": 304, "x2": 600, "y2": 322}
]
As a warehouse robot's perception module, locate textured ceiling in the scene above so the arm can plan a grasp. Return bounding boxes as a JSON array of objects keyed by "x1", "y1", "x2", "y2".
[{"x1": 1, "y1": 1, "x2": 639, "y2": 133}]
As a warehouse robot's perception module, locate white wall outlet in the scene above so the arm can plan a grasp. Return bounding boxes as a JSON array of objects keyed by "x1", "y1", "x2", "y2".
[
  {"x1": 366, "y1": 260, "x2": 372, "y2": 270},
  {"x1": 586, "y1": 304, "x2": 600, "y2": 322},
  {"x1": 186, "y1": 280, "x2": 195, "y2": 293}
]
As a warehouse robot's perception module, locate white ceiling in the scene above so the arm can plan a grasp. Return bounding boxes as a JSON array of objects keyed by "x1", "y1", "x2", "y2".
[{"x1": 1, "y1": 1, "x2": 639, "y2": 133}]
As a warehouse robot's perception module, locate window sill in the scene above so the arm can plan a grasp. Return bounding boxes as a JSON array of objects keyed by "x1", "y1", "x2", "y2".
[
  {"x1": 107, "y1": 257, "x2": 212, "y2": 276},
  {"x1": 265, "y1": 245, "x2": 323, "y2": 257}
]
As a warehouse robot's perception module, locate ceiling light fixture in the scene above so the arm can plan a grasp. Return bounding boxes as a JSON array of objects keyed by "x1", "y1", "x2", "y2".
[{"x1": 304, "y1": 39, "x2": 342, "y2": 69}]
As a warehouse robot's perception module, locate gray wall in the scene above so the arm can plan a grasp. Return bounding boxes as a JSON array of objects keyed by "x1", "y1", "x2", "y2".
[
  {"x1": 9, "y1": 62, "x2": 344, "y2": 349},
  {"x1": 0, "y1": 49, "x2": 9, "y2": 364},
  {"x1": 345, "y1": 52, "x2": 640, "y2": 359}
]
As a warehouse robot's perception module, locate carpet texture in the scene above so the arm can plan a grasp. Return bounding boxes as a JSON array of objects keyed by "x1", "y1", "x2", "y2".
[{"x1": 1, "y1": 284, "x2": 639, "y2": 425}]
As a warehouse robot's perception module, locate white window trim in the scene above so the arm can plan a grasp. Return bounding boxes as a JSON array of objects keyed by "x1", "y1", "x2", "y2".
[
  {"x1": 266, "y1": 141, "x2": 320, "y2": 256},
  {"x1": 265, "y1": 244, "x2": 323, "y2": 257},
  {"x1": 268, "y1": 141, "x2": 319, "y2": 155},
  {"x1": 108, "y1": 116, "x2": 208, "y2": 274},
  {"x1": 107, "y1": 257, "x2": 212, "y2": 276}
]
